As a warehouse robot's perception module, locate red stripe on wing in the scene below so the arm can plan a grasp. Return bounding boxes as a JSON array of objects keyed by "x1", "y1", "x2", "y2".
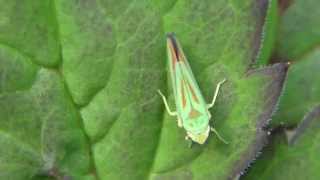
[
  {"x1": 181, "y1": 80, "x2": 187, "y2": 108},
  {"x1": 168, "y1": 42, "x2": 178, "y2": 70},
  {"x1": 187, "y1": 81, "x2": 199, "y2": 103}
]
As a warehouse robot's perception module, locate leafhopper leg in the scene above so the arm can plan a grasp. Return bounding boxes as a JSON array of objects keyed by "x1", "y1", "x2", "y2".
[
  {"x1": 210, "y1": 127, "x2": 228, "y2": 144},
  {"x1": 158, "y1": 90, "x2": 177, "y2": 116},
  {"x1": 185, "y1": 136, "x2": 193, "y2": 148},
  {"x1": 207, "y1": 79, "x2": 226, "y2": 109},
  {"x1": 177, "y1": 117, "x2": 183, "y2": 127}
]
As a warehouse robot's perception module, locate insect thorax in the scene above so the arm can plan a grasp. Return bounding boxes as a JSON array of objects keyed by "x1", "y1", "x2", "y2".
[{"x1": 179, "y1": 108, "x2": 210, "y2": 134}]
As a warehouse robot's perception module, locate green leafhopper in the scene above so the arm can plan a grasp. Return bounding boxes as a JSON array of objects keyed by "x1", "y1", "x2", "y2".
[{"x1": 158, "y1": 33, "x2": 228, "y2": 145}]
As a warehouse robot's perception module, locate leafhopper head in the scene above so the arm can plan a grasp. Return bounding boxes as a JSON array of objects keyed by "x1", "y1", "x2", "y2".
[{"x1": 186, "y1": 125, "x2": 210, "y2": 144}]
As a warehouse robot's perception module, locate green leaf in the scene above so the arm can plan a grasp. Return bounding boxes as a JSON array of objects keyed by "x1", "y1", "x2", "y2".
[
  {"x1": 0, "y1": 0, "x2": 287, "y2": 180},
  {"x1": 243, "y1": 1, "x2": 320, "y2": 178},
  {"x1": 271, "y1": 0, "x2": 320, "y2": 126},
  {"x1": 0, "y1": 45, "x2": 38, "y2": 93},
  {"x1": 0, "y1": 69, "x2": 93, "y2": 179},
  {"x1": 0, "y1": 0, "x2": 60, "y2": 67},
  {"x1": 243, "y1": 106, "x2": 320, "y2": 180},
  {"x1": 272, "y1": 50, "x2": 320, "y2": 126},
  {"x1": 256, "y1": 0, "x2": 279, "y2": 65},
  {"x1": 277, "y1": 0, "x2": 320, "y2": 60}
]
